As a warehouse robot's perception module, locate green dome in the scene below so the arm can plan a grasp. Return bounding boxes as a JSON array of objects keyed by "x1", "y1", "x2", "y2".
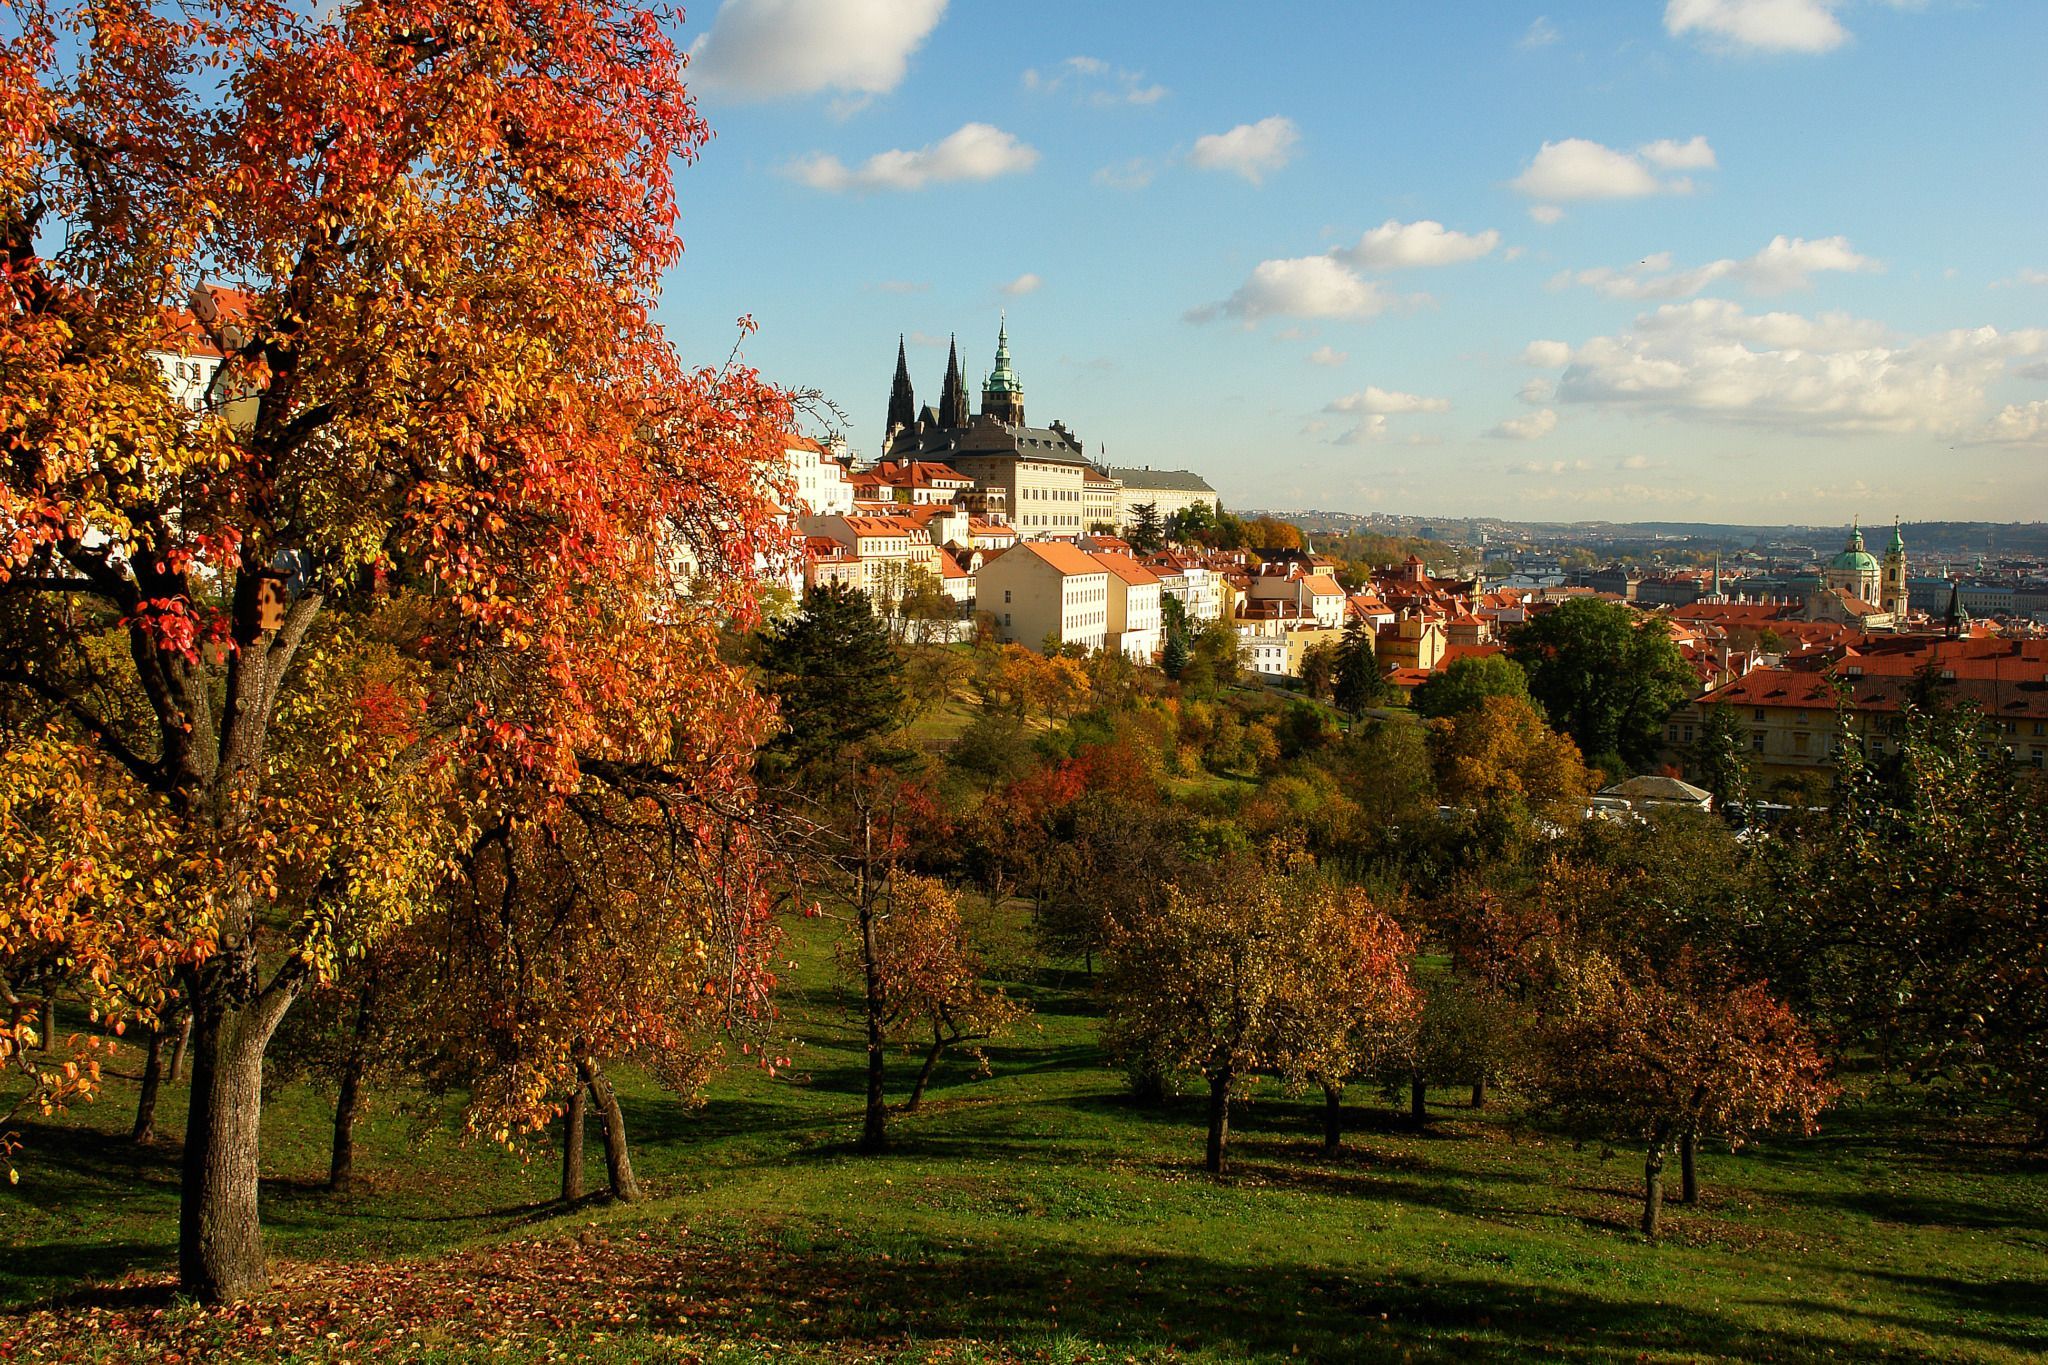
[{"x1": 1831, "y1": 519, "x2": 1876, "y2": 573}]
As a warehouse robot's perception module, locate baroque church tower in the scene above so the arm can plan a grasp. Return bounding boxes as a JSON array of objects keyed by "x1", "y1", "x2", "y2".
[{"x1": 1881, "y1": 519, "x2": 1909, "y2": 621}]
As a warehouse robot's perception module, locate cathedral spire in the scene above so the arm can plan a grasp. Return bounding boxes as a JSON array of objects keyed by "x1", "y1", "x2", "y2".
[
  {"x1": 940, "y1": 334, "x2": 968, "y2": 429},
  {"x1": 982, "y1": 313, "x2": 1024, "y2": 425},
  {"x1": 886, "y1": 334, "x2": 916, "y2": 436}
]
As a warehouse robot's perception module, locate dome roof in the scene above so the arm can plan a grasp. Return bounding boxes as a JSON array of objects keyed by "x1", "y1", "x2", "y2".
[{"x1": 1831, "y1": 549, "x2": 1880, "y2": 572}]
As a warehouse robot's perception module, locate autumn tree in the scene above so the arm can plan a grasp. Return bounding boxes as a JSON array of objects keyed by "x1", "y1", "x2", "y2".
[
  {"x1": 1104, "y1": 868, "x2": 1416, "y2": 1173},
  {"x1": 1, "y1": 0, "x2": 788, "y2": 1300},
  {"x1": 1529, "y1": 951, "x2": 1833, "y2": 1238},
  {"x1": 851, "y1": 874, "x2": 1027, "y2": 1112},
  {"x1": 1268, "y1": 889, "x2": 1419, "y2": 1154},
  {"x1": 1428, "y1": 695, "x2": 1596, "y2": 844},
  {"x1": 1506, "y1": 600, "x2": 1696, "y2": 774}
]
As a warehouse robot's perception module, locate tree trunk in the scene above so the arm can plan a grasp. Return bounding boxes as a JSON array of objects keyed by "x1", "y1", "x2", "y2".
[
  {"x1": 1409, "y1": 1073, "x2": 1427, "y2": 1126},
  {"x1": 1321, "y1": 1079, "x2": 1343, "y2": 1155},
  {"x1": 179, "y1": 952, "x2": 298, "y2": 1304},
  {"x1": 327, "y1": 982, "x2": 375, "y2": 1191},
  {"x1": 1470, "y1": 1075, "x2": 1487, "y2": 1110},
  {"x1": 1641, "y1": 1130, "x2": 1669, "y2": 1239},
  {"x1": 1679, "y1": 1132, "x2": 1698, "y2": 1205},
  {"x1": 561, "y1": 1089, "x2": 586, "y2": 1202},
  {"x1": 856, "y1": 856, "x2": 889, "y2": 1154},
  {"x1": 906, "y1": 1027, "x2": 946, "y2": 1113},
  {"x1": 132, "y1": 1024, "x2": 166, "y2": 1144},
  {"x1": 39, "y1": 994, "x2": 56, "y2": 1051},
  {"x1": 579, "y1": 1059, "x2": 640, "y2": 1203},
  {"x1": 1205, "y1": 1069, "x2": 1232, "y2": 1174},
  {"x1": 169, "y1": 1011, "x2": 191, "y2": 1084}
]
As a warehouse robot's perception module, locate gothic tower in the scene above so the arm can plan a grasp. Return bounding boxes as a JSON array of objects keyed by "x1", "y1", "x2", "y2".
[
  {"x1": 886, "y1": 335, "x2": 917, "y2": 436},
  {"x1": 939, "y1": 334, "x2": 970, "y2": 429},
  {"x1": 981, "y1": 316, "x2": 1025, "y2": 425},
  {"x1": 1881, "y1": 518, "x2": 1909, "y2": 621}
]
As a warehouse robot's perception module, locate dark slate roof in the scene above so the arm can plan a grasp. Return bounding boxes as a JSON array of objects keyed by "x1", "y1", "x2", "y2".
[
  {"x1": 1109, "y1": 466, "x2": 1216, "y2": 493},
  {"x1": 891, "y1": 416, "x2": 1088, "y2": 463}
]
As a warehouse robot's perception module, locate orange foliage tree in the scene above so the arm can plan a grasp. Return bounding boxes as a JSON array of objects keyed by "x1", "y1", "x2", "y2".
[
  {"x1": 1529, "y1": 950, "x2": 1834, "y2": 1238},
  {"x1": 1105, "y1": 868, "x2": 1417, "y2": 1173},
  {"x1": 1, "y1": 0, "x2": 787, "y2": 1300}
]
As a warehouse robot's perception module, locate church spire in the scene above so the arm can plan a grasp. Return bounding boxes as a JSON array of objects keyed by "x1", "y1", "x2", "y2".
[
  {"x1": 886, "y1": 334, "x2": 916, "y2": 436},
  {"x1": 940, "y1": 334, "x2": 968, "y2": 429},
  {"x1": 982, "y1": 313, "x2": 1024, "y2": 425}
]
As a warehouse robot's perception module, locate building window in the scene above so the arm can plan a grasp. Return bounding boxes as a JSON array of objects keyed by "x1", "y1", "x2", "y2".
[
  {"x1": 1753, "y1": 708, "x2": 1766, "y2": 721},
  {"x1": 1751, "y1": 731, "x2": 1765, "y2": 752}
]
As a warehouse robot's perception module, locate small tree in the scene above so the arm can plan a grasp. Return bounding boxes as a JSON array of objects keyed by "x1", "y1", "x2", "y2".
[
  {"x1": 756, "y1": 584, "x2": 905, "y2": 776},
  {"x1": 1530, "y1": 951, "x2": 1833, "y2": 1238},
  {"x1": 1105, "y1": 869, "x2": 1415, "y2": 1173},
  {"x1": 1129, "y1": 502, "x2": 1166, "y2": 553},
  {"x1": 855, "y1": 875, "x2": 1028, "y2": 1112}
]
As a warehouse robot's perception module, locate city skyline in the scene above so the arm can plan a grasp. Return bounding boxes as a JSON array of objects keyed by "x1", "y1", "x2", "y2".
[{"x1": 663, "y1": 0, "x2": 2048, "y2": 523}]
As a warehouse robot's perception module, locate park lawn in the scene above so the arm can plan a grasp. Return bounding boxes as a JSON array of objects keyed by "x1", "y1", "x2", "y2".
[{"x1": 2, "y1": 908, "x2": 2044, "y2": 1363}]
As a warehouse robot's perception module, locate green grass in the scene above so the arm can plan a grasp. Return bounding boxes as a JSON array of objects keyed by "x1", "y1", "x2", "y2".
[{"x1": 4, "y1": 909, "x2": 2045, "y2": 1362}]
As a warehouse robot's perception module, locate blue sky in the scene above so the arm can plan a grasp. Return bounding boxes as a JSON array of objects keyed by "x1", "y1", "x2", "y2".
[{"x1": 660, "y1": 1, "x2": 2048, "y2": 523}]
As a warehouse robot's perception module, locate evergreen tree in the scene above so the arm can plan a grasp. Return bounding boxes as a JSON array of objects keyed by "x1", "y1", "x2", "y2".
[
  {"x1": 1162, "y1": 628, "x2": 1192, "y2": 680},
  {"x1": 1332, "y1": 619, "x2": 1389, "y2": 715},
  {"x1": 1130, "y1": 502, "x2": 1166, "y2": 552},
  {"x1": 756, "y1": 584, "x2": 906, "y2": 779},
  {"x1": 1688, "y1": 704, "x2": 1751, "y2": 824}
]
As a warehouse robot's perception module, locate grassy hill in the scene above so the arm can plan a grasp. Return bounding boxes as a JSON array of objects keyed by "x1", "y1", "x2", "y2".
[{"x1": 4, "y1": 908, "x2": 2045, "y2": 1362}]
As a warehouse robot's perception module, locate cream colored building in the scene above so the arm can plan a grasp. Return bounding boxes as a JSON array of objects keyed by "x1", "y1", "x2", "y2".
[
  {"x1": 798, "y1": 513, "x2": 939, "y2": 605},
  {"x1": 977, "y1": 541, "x2": 1112, "y2": 653},
  {"x1": 1110, "y1": 467, "x2": 1219, "y2": 529},
  {"x1": 1091, "y1": 553, "x2": 1164, "y2": 664},
  {"x1": 1083, "y1": 468, "x2": 1122, "y2": 534}
]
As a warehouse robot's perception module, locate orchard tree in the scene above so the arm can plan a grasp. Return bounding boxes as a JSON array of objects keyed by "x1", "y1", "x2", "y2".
[
  {"x1": 1428, "y1": 695, "x2": 1596, "y2": 842},
  {"x1": 1530, "y1": 951, "x2": 1833, "y2": 1238},
  {"x1": 1506, "y1": 600, "x2": 1696, "y2": 773},
  {"x1": 855, "y1": 874, "x2": 1028, "y2": 1112},
  {"x1": 1, "y1": 0, "x2": 788, "y2": 1300},
  {"x1": 1105, "y1": 868, "x2": 1416, "y2": 1173}
]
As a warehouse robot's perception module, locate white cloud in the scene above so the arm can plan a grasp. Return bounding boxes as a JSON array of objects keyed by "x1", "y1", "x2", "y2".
[
  {"x1": 1512, "y1": 457, "x2": 1590, "y2": 474},
  {"x1": 1492, "y1": 410, "x2": 1562, "y2": 441},
  {"x1": 1339, "y1": 219, "x2": 1502, "y2": 269},
  {"x1": 1512, "y1": 138, "x2": 1661, "y2": 200},
  {"x1": 1665, "y1": 0, "x2": 1848, "y2": 55},
  {"x1": 1520, "y1": 17, "x2": 1561, "y2": 49},
  {"x1": 785, "y1": 123, "x2": 1039, "y2": 193},
  {"x1": 1519, "y1": 378, "x2": 1556, "y2": 405},
  {"x1": 998, "y1": 272, "x2": 1042, "y2": 297},
  {"x1": 1023, "y1": 55, "x2": 1167, "y2": 106},
  {"x1": 2018, "y1": 361, "x2": 2048, "y2": 381},
  {"x1": 1328, "y1": 387, "x2": 1452, "y2": 416},
  {"x1": 1619, "y1": 453, "x2": 1661, "y2": 470},
  {"x1": 1555, "y1": 298, "x2": 2048, "y2": 435},
  {"x1": 1974, "y1": 401, "x2": 2048, "y2": 446},
  {"x1": 1189, "y1": 116, "x2": 1300, "y2": 185},
  {"x1": 1510, "y1": 138, "x2": 1713, "y2": 215},
  {"x1": 1308, "y1": 345, "x2": 1348, "y2": 367},
  {"x1": 1325, "y1": 388, "x2": 1450, "y2": 444},
  {"x1": 1994, "y1": 267, "x2": 2048, "y2": 288},
  {"x1": 1523, "y1": 339, "x2": 1573, "y2": 367},
  {"x1": 1559, "y1": 234, "x2": 1881, "y2": 299},
  {"x1": 1639, "y1": 135, "x2": 1719, "y2": 170},
  {"x1": 689, "y1": 0, "x2": 948, "y2": 100},
  {"x1": 1187, "y1": 255, "x2": 1403, "y2": 325}
]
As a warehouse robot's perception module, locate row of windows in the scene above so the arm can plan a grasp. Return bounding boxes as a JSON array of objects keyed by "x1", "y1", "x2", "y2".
[
  {"x1": 1023, "y1": 514, "x2": 1079, "y2": 527},
  {"x1": 1023, "y1": 486, "x2": 1081, "y2": 501}
]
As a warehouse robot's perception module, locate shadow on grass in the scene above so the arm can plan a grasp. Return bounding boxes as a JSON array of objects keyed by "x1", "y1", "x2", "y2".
[{"x1": 623, "y1": 1228, "x2": 2036, "y2": 1362}]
